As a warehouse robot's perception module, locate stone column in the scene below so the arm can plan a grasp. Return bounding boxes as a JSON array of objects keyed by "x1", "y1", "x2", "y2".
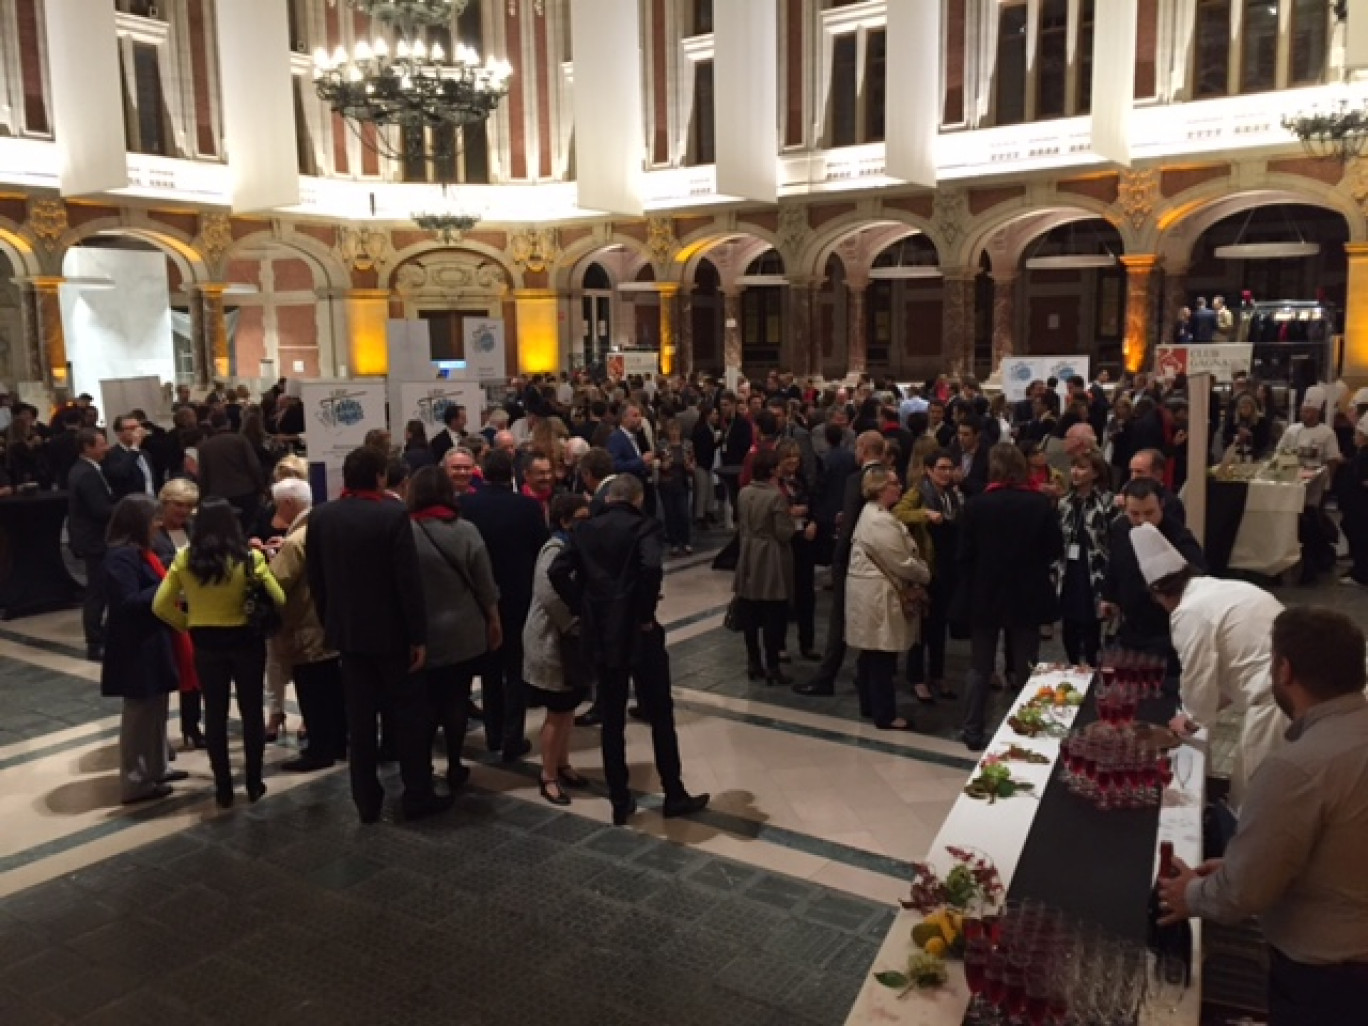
[
  {"x1": 1343, "y1": 244, "x2": 1368, "y2": 385},
  {"x1": 941, "y1": 269, "x2": 978, "y2": 379},
  {"x1": 846, "y1": 279, "x2": 868, "y2": 378},
  {"x1": 18, "y1": 278, "x2": 68, "y2": 389},
  {"x1": 656, "y1": 283, "x2": 680, "y2": 377},
  {"x1": 722, "y1": 287, "x2": 744, "y2": 388},
  {"x1": 676, "y1": 289, "x2": 694, "y2": 379},
  {"x1": 185, "y1": 284, "x2": 232, "y2": 387},
  {"x1": 1158, "y1": 263, "x2": 1188, "y2": 350},
  {"x1": 1120, "y1": 255, "x2": 1160, "y2": 374},
  {"x1": 784, "y1": 278, "x2": 816, "y2": 379},
  {"x1": 990, "y1": 271, "x2": 1018, "y2": 367},
  {"x1": 343, "y1": 288, "x2": 392, "y2": 377}
]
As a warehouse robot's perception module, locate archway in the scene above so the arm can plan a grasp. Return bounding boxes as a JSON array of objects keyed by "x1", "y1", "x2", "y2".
[
  {"x1": 1014, "y1": 218, "x2": 1127, "y2": 369},
  {"x1": 387, "y1": 244, "x2": 514, "y2": 373}
]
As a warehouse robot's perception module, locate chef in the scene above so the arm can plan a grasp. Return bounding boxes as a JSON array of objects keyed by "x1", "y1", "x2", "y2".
[{"x1": 1132, "y1": 523, "x2": 1287, "y2": 811}]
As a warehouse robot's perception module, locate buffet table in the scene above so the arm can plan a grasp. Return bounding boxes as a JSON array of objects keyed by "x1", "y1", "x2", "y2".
[
  {"x1": 0, "y1": 491, "x2": 84, "y2": 619},
  {"x1": 1198, "y1": 468, "x2": 1323, "y2": 577},
  {"x1": 845, "y1": 666, "x2": 1206, "y2": 1025}
]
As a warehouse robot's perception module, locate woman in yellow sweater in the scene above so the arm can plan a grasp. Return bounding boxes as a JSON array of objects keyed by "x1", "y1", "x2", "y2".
[{"x1": 154, "y1": 498, "x2": 284, "y2": 808}]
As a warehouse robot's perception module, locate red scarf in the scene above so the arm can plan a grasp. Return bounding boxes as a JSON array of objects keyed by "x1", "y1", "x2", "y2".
[
  {"x1": 985, "y1": 482, "x2": 1032, "y2": 493},
  {"x1": 143, "y1": 550, "x2": 199, "y2": 693},
  {"x1": 410, "y1": 505, "x2": 457, "y2": 523},
  {"x1": 340, "y1": 489, "x2": 386, "y2": 501}
]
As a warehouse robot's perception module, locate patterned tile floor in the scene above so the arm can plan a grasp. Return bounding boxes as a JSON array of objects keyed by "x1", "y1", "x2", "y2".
[{"x1": 0, "y1": 535, "x2": 1359, "y2": 1024}]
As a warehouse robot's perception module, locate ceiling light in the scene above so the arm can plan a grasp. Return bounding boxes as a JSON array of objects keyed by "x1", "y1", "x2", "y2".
[
  {"x1": 1024, "y1": 254, "x2": 1118, "y2": 269},
  {"x1": 1213, "y1": 242, "x2": 1321, "y2": 259},
  {"x1": 868, "y1": 266, "x2": 943, "y2": 280}
]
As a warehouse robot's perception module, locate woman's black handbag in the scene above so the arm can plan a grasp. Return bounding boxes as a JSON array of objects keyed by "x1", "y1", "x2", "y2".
[
  {"x1": 243, "y1": 556, "x2": 282, "y2": 637},
  {"x1": 723, "y1": 597, "x2": 744, "y2": 632}
]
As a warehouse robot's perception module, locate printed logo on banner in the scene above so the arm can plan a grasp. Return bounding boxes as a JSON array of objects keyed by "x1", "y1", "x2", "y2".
[
  {"x1": 1049, "y1": 361, "x2": 1081, "y2": 382},
  {"x1": 415, "y1": 390, "x2": 457, "y2": 427},
  {"x1": 470, "y1": 323, "x2": 498, "y2": 355},
  {"x1": 607, "y1": 354, "x2": 625, "y2": 379},
  {"x1": 315, "y1": 389, "x2": 367, "y2": 428},
  {"x1": 1155, "y1": 348, "x2": 1189, "y2": 380},
  {"x1": 1008, "y1": 361, "x2": 1034, "y2": 385}
]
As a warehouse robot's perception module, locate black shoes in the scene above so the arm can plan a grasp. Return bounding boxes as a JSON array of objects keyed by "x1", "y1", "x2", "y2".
[
  {"x1": 466, "y1": 700, "x2": 484, "y2": 721},
  {"x1": 539, "y1": 779, "x2": 571, "y2": 806},
  {"x1": 611, "y1": 797, "x2": 638, "y2": 826},
  {"x1": 447, "y1": 764, "x2": 471, "y2": 791},
  {"x1": 86, "y1": 645, "x2": 103, "y2": 663},
  {"x1": 357, "y1": 803, "x2": 382, "y2": 824},
  {"x1": 747, "y1": 662, "x2": 765, "y2": 681},
  {"x1": 214, "y1": 789, "x2": 234, "y2": 809},
  {"x1": 501, "y1": 738, "x2": 532, "y2": 763},
  {"x1": 662, "y1": 792, "x2": 710, "y2": 819},
  {"x1": 247, "y1": 782, "x2": 267, "y2": 803},
  {"x1": 960, "y1": 732, "x2": 986, "y2": 752},
  {"x1": 794, "y1": 678, "x2": 834, "y2": 696},
  {"x1": 627, "y1": 705, "x2": 648, "y2": 723},
  {"x1": 402, "y1": 792, "x2": 455, "y2": 821},
  {"x1": 765, "y1": 670, "x2": 791, "y2": 688},
  {"x1": 122, "y1": 784, "x2": 173, "y2": 805},
  {"x1": 181, "y1": 729, "x2": 206, "y2": 751},
  {"x1": 574, "y1": 708, "x2": 603, "y2": 727},
  {"x1": 159, "y1": 770, "x2": 190, "y2": 783}
]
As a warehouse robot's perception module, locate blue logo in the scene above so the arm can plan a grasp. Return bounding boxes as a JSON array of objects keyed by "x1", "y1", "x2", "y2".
[
  {"x1": 1009, "y1": 363, "x2": 1032, "y2": 382},
  {"x1": 316, "y1": 390, "x2": 366, "y2": 429},
  {"x1": 472, "y1": 326, "x2": 497, "y2": 354}
]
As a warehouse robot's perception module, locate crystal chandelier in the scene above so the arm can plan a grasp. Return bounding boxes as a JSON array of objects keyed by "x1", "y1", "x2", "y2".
[
  {"x1": 412, "y1": 184, "x2": 483, "y2": 243},
  {"x1": 1282, "y1": 98, "x2": 1368, "y2": 163},
  {"x1": 332, "y1": 0, "x2": 469, "y2": 26}
]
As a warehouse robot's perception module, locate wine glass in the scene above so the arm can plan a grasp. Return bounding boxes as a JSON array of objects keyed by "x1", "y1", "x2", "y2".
[
  {"x1": 1151, "y1": 954, "x2": 1188, "y2": 1018},
  {"x1": 1173, "y1": 746, "x2": 1193, "y2": 792}
]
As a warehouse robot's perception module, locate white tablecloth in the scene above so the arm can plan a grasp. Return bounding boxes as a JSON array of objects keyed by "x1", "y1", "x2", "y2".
[{"x1": 1227, "y1": 479, "x2": 1307, "y2": 576}]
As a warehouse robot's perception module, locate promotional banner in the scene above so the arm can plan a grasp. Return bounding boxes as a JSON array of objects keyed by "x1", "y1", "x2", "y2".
[
  {"x1": 387, "y1": 319, "x2": 435, "y2": 380},
  {"x1": 300, "y1": 381, "x2": 388, "y2": 499},
  {"x1": 1154, "y1": 344, "x2": 1252, "y2": 383},
  {"x1": 100, "y1": 376, "x2": 168, "y2": 427},
  {"x1": 462, "y1": 318, "x2": 507, "y2": 382},
  {"x1": 396, "y1": 380, "x2": 486, "y2": 438},
  {"x1": 607, "y1": 350, "x2": 660, "y2": 379},
  {"x1": 998, "y1": 356, "x2": 1092, "y2": 401}
]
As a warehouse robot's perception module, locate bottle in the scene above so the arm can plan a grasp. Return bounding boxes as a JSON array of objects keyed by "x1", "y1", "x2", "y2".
[{"x1": 1147, "y1": 841, "x2": 1193, "y2": 983}]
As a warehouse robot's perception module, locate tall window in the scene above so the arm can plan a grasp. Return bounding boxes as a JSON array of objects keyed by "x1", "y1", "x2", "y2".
[
  {"x1": 825, "y1": 23, "x2": 885, "y2": 148},
  {"x1": 1240, "y1": 0, "x2": 1279, "y2": 93},
  {"x1": 116, "y1": 0, "x2": 160, "y2": 16},
  {"x1": 688, "y1": 61, "x2": 715, "y2": 165},
  {"x1": 457, "y1": 4, "x2": 490, "y2": 183},
  {"x1": 829, "y1": 33, "x2": 858, "y2": 146},
  {"x1": 1036, "y1": 0, "x2": 1068, "y2": 119},
  {"x1": 1290, "y1": 0, "x2": 1329, "y2": 85},
  {"x1": 1193, "y1": 0, "x2": 1231, "y2": 98},
  {"x1": 942, "y1": 0, "x2": 967, "y2": 126},
  {"x1": 122, "y1": 42, "x2": 168, "y2": 155},
  {"x1": 286, "y1": 0, "x2": 305, "y2": 52},
  {"x1": 293, "y1": 80, "x2": 316, "y2": 175},
  {"x1": 692, "y1": 0, "x2": 713, "y2": 36},
  {"x1": 995, "y1": 4, "x2": 1028, "y2": 126},
  {"x1": 865, "y1": 29, "x2": 886, "y2": 142},
  {"x1": 1076, "y1": 0, "x2": 1096, "y2": 114}
]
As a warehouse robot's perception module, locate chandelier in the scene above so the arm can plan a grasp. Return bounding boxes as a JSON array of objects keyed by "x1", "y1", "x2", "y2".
[
  {"x1": 412, "y1": 184, "x2": 482, "y2": 243},
  {"x1": 330, "y1": 0, "x2": 468, "y2": 25},
  {"x1": 1282, "y1": 98, "x2": 1368, "y2": 163}
]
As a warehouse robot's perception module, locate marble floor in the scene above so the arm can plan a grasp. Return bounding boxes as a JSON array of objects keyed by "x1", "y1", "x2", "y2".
[{"x1": 0, "y1": 535, "x2": 1357, "y2": 1024}]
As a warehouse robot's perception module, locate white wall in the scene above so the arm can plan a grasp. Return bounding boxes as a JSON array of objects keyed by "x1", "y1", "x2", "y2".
[{"x1": 59, "y1": 248, "x2": 175, "y2": 419}]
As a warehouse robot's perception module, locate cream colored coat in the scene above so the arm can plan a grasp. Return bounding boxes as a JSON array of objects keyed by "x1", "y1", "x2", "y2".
[
  {"x1": 846, "y1": 503, "x2": 930, "y2": 653},
  {"x1": 1170, "y1": 575, "x2": 1289, "y2": 811}
]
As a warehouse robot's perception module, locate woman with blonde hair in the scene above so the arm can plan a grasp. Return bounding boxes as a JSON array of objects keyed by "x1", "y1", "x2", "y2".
[{"x1": 847, "y1": 466, "x2": 930, "y2": 731}]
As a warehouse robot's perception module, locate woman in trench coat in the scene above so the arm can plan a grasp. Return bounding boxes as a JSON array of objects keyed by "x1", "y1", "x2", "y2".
[
  {"x1": 847, "y1": 466, "x2": 930, "y2": 731},
  {"x1": 733, "y1": 448, "x2": 796, "y2": 686}
]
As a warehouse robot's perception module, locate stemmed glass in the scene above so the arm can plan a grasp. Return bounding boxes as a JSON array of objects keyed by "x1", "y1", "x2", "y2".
[{"x1": 1150, "y1": 954, "x2": 1188, "y2": 1020}]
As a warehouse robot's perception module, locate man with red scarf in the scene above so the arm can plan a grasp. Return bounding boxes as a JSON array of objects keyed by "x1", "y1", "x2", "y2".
[
  {"x1": 520, "y1": 453, "x2": 555, "y2": 523},
  {"x1": 306, "y1": 446, "x2": 449, "y2": 823}
]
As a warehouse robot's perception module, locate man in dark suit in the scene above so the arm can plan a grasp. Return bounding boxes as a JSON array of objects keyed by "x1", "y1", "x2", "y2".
[
  {"x1": 68, "y1": 429, "x2": 114, "y2": 661},
  {"x1": 1100, "y1": 477, "x2": 1206, "y2": 682},
  {"x1": 796, "y1": 431, "x2": 886, "y2": 697},
  {"x1": 198, "y1": 411, "x2": 266, "y2": 524},
  {"x1": 428, "y1": 404, "x2": 467, "y2": 463},
  {"x1": 104, "y1": 414, "x2": 159, "y2": 499},
  {"x1": 460, "y1": 449, "x2": 548, "y2": 762},
  {"x1": 305, "y1": 445, "x2": 448, "y2": 823},
  {"x1": 948, "y1": 415, "x2": 990, "y2": 496},
  {"x1": 548, "y1": 473, "x2": 708, "y2": 826},
  {"x1": 1190, "y1": 296, "x2": 1217, "y2": 342}
]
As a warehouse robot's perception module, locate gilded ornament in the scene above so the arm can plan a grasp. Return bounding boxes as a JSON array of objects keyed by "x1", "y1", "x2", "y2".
[
  {"x1": 1115, "y1": 169, "x2": 1160, "y2": 232},
  {"x1": 335, "y1": 226, "x2": 391, "y2": 273},
  {"x1": 196, "y1": 213, "x2": 233, "y2": 270},
  {"x1": 509, "y1": 227, "x2": 560, "y2": 273},
  {"x1": 1345, "y1": 157, "x2": 1368, "y2": 217},
  {"x1": 27, "y1": 199, "x2": 68, "y2": 253},
  {"x1": 646, "y1": 217, "x2": 679, "y2": 268}
]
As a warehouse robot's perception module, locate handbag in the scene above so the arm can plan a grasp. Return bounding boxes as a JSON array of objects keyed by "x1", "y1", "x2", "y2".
[
  {"x1": 855, "y1": 539, "x2": 926, "y2": 619},
  {"x1": 242, "y1": 553, "x2": 282, "y2": 637},
  {"x1": 723, "y1": 596, "x2": 744, "y2": 632}
]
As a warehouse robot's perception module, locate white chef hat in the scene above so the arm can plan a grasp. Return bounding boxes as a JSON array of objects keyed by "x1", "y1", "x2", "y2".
[
  {"x1": 1132, "y1": 523, "x2": 1189, "y2": 586},
  {"x1": 1301, "y1": 386, "x2": 1327, "y2": 410},
  {"x1": 1353, "y1": 387, "x2": 1368, "y2": 407}
]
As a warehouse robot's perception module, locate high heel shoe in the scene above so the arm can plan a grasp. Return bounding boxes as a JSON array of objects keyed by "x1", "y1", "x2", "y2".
[
  {"x1": 538, "y1": 778, "x2": 571, "y2": 807},
  {"x1": 246, "y1": 781, "x2": 267, "y2": 803},
  {"x1": 765, "y1": 669, "x2": 791, "y2": 688},
  {"x1": 746, "y1": 662, "x2": 765, "y2": 681},
  {"x1": 215, "y1": 788, "x2": 234, "y2": 809}
]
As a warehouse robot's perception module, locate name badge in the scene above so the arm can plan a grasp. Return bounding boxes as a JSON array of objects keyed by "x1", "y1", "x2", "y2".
[{"x1": 1067, "y1": 543, "x2": 1081, "y2": 561}]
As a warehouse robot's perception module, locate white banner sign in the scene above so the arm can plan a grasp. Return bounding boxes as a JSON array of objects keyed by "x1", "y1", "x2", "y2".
[
  {"x1": 998, "y1": 356, "x2": 1092, "y2": 401},
  {"x1": 300, "y1": 381, "x2": 388, "y2": 499},
  {"x1": 463, "y1": 318, "x2": 507, "y2": 382},
  {"x1": 44, "y1": 0, "x2": 127, "y2": 195},
  {"x1": 607, "y1": 350, "x2": 659, "y2": 379},
  {"x1": 396, "y1": 380, "x2": 486, "y2": 437},
  {"x1": 1154, "y1": 344, "x2": 1253, "y2": 383},
  {"x1": 387, "y1": 319, "x2": 435, "y2": 380}
]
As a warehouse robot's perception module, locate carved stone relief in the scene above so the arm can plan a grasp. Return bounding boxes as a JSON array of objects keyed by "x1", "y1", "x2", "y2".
[
  {"x1": 1115, "y1": 169, "x2": 1160, "y2": 232},
  {"x1": 26, "y1": 199, "x2": 68, "y2": 253},
  {"x1": 509, "y1": 227, "x2": 560, "y2": 273},
  {"x1": 933, "y1": 190, "x2": 969, "y2": 250},
  {"x1": 195, "y1": 213, "x2": 234, "y2": 272},
  {"x1": 335, "y1": 227, "x2": 391, "y2": 273}
]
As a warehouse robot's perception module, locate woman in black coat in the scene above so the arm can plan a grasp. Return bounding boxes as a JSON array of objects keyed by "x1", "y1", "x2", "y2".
[
  {"x1": 951, "y1": 443, "x2": 1064, "y2": 751},
  {"x1": 102, "y1": 494, "x2": 183, "y2": 804}
]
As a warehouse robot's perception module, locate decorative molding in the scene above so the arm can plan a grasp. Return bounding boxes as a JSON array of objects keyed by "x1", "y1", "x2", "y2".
[
  {"x1": 1345, "y1": 158, "x2": 1368, "y2": 218},
  {"x1": 195, "y1": 213, "x2": 233, "y2": 271},
  {"x1": 1115, "y1": 168, "x2": 1160, "y2": 231},
  {"x1": 508, "y1": 227, "x2": 560, "y2": 273},
  {"x1": 646, "y1": 216, "x2": 679, "y2": 268},
  {"x1": 335, "y1": 227, "x2": 391, "y2": 273},
  {"x1": 26, "y1": 199, "x2": 68, "y2": 253},
  {"x1": 776, "y1": 204, "x2": 808, "y2": 255},
  {"x1": 932, "y1": 189, "x2": 968, "y2": 248}
]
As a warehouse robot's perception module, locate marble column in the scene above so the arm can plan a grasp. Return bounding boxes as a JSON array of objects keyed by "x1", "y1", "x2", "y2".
[
  {"x1": 1343, "y1": 244, "x2": 1368, "y2": 385},
  {"x1": 676, "y1": 289, "x2": 694, "y2": 378},
  {"x1": 722, "y1": 287, "x2": 744, "y2": 387},
  {"x1": 1120, "y1": 255, "x2": 1159, "y2": 374},
  {"x1": 1159, "y1": 263, "x2": 1188, "y2": 350},
  {"x1": 657, "y1": 283, "x2": 680, "y2": 377},
  {"x1": 990, "y1": 271, "x2": 1018, "y2": 368},
  {"x1": 941, "y1": 269, "x2": 978, "y2": 378},
  {"x1": 846, "y1": 280, "x2": 868, "y2": 378},
  {"x1": 17, "y1": 277, "x2": 67, "y2": 389},
  {"x1": 784, "y1": 278, "x2": 816, "y2": 379},
  {"x1": 185, "y1": 284, "x2": 232, "y2": 387}
]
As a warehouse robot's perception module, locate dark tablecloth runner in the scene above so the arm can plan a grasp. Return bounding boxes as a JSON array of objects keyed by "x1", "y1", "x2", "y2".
[
  {"x1": 1203, "y1": 479, "x2": 1250, "y2": 575},
  {"x1": 1002, "y1": 689, "x2": 1178, "y2": 942},
  {"x1": 0, "y1": 491, "x2": 84, "y2": 619}
]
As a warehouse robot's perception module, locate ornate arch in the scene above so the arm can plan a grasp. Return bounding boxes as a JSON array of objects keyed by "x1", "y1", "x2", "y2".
[
  {"x1": 796, "y1": 210, "x2": 944, "y2": 281},
  {"x1": 551, "y1": 231, "x2": 655, "y2": 291},
  {"x1": 380, "y1": 238, "x2": 521, "y2": 292},
  {"x1": 953, "y1": 194, "x2": 1127, "y2": 271},
  {"x1": 224, "y1": 227, "x2": 352, "y2": 292},
  {"x1": 60, "y1": 216, "x2": 208, "y2": 286}
]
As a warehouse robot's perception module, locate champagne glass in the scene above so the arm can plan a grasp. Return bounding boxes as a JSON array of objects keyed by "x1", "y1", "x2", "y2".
[{"x1": 1152, "y1": 954, "x2": 1187, "y2": 1018}]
